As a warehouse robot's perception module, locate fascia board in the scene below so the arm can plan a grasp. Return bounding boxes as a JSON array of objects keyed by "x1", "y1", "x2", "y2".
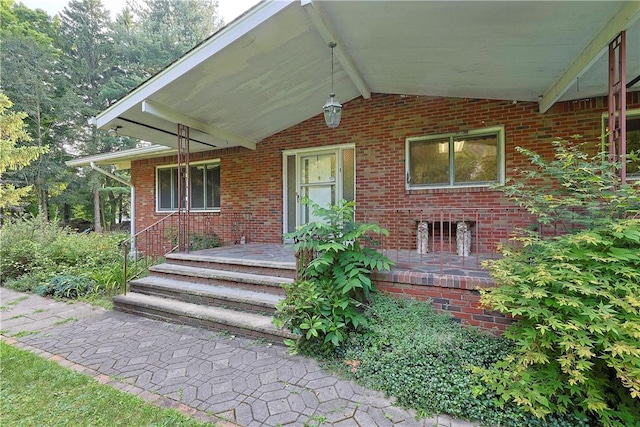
[{"x1": 65, "y1": 145, "x2": 176, "y2": 168}]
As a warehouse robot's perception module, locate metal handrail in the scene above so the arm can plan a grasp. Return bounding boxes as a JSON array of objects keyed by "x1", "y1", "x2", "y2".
[
  {"x1": 118, "y1": 211, "x2": 254, "y2": 294},
  {"x1": 119, "y1": 212, "x2": 178, "y2": 295}
]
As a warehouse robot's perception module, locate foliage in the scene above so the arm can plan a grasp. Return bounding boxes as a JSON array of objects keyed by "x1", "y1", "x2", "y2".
[
  {"x1": 0, "y1": 94, "x2": 49, "y2": 211},
  {"x1": 35, "y1": 275, "x2": 96, "y2": 299},
  {"x1": 189, "y1": 230, "x2": 221, "y2": 251},
  {"x1": 274, "y1": 199, "x2": 392, "y2": 353},
  {"x1": 88, "y1": 259, "x2": 141, "y2": 295},
  {"x1": 0, "y1": 0, "x2": 222, "y2": 224},
  {"x1": 320, "y1": 295, "x2": 587, "y2": 427},
  {"x1": 276, "y1": 279, "x2": 368, "y2": 354},
  {"x1": 0, "y1": 341, "x2": 212, "y2": 426},
  {"x1": 164, "y1": 227, "x2": 221, "y2": 251},
  {"x1": 479, "y1": 220, "x2": 640, "y2": 426},
  {"x1": 494, "y1": 138, "x2": 640, "y2": 229},
  {"x1": 0, "y1": 215, "x2": 126, "y2": 303},
  {"x1": 0, "y1": 1, "x2": 65, "y2": 217}
]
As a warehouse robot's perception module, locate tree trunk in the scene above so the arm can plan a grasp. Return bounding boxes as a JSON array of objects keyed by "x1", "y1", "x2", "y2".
[
  {"x1": 108, "y1": 189, "x2": 117, "y2": 229},
  {"x1": 118, "y1": 193, "x2": 123, "y2": 224},
  {"x1": 93, "y1": 187, "x2": 102, "y2": 233},
  {"x1": 40, "y1": 188, "x2": 49, "y2": 221}
]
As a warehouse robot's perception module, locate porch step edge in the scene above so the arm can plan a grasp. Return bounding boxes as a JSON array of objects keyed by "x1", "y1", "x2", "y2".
[
  {"x1": 149, "y1": 263, "x2": 294, "y2": 287},
  {"x1": 130, "y1": 276, "x2": 283, "y2": 309},
  {"x1": 166, "y1": 252, "x2": 296, "y2": 271},
  {"x1": 113, "y1": 292, "x2": 297, "y2": 341}
]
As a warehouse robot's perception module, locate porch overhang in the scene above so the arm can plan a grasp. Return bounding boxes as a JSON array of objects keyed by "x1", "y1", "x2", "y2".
[
  {"x1": 65, "y1": 145, "x2": 176, "y2": 170},
  {"x1": 93, "y1": 0, "x2": 640, "y2": 150}
]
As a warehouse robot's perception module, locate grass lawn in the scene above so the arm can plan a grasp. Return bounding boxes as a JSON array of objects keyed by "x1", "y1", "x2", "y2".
[{"x1": 0, "y1": 341, "x2": 213, "y2": 426}]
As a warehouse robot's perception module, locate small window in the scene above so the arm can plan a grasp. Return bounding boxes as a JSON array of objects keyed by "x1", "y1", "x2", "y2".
[
  {"x1": 406, "y1": 127, "x2": 504, "y2": 188},
  {"x1": 602, "y1": 109, "x2": 640, "y2": 180},
  {"x1": 628, "y1": 116, "x2": 640, "y2": 178},
  {"x1": 156, "y1": 161, "x2": 220, "y2": 211}
]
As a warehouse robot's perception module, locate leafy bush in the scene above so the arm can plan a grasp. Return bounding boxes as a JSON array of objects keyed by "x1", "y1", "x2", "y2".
[
  {"x1": 35, "y1": 275, "x2": 96, "y2": 299},
  {"x1": 274, "y1": 199, "x2": 392, "y2": 352},
  {"x1": 164, "y1": 227, "x2": 221, "y2": 251},
  {"x1": 1, "y1": 215, "x2": 127, "y2": 301},
  {"x1": 479, "y1": 220, "x2": 640, "y2": 426},
  {"x1": 480, "y1": 141, "x2": 640, "y2": 426},
  {"x1": 326, "y1": 295, "x2": 587, "y2": 427},
  {"x1": 495, "y1": 138, "x2": 640, "y2": 229},
  {"x1": 0, "y1": 215, "x2": 125, "y2": 283},
  {"x1": 189, "y1": 230, "x2": 221, "y2": 251}
]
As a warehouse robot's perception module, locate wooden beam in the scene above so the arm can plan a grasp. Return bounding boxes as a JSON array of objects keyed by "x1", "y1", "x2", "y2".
[
  {"x1": 539, "y1": 1, "x2": 640, "y2": 113},
  {"x1": 302, "y1": 0, "x2": 371, "y2": 100},
  {"x1": 141, "y1": 100, "x2": 256, "y2": 150}
]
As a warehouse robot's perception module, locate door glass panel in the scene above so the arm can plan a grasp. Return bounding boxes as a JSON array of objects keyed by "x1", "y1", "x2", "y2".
[
  {"x1": 342, "y1": 148, "x2": 355, "y2": 202},
  {"x1": 299, "y1": 152, "x2": 337, "y2": 224},
  {"x1": 286, "y1": 155, "x2": 296, "y2": 233},
  {"x1": 301, "y1": 154, "x2": 336, "y2": 184},
  {"x1": 301, "y1": 185, "x2": 335, "y2": 223}
]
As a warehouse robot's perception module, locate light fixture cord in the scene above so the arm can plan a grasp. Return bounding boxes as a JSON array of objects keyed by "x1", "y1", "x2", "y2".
[{"x1": 331, "y1": 45, "x2": 334, "y2": 93}]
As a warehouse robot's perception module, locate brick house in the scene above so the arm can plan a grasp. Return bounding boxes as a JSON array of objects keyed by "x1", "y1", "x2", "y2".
[{"x1": 68, "y1": 1, "x2": 640, "y2": 332}]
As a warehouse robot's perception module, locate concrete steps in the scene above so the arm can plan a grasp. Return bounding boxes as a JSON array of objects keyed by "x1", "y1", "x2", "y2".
[
  {"x1": 113, "y1": 251, "x2": 298, "y2": 343},
  {"x1": 113, "y1": 293, "x2": 297, "y2": 342}
]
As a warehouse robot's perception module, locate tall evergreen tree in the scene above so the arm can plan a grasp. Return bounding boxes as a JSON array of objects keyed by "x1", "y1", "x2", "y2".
[
  {"x1": 126, "y1": 0, "x2": 222, "y2": 74},
  {"x1": 0, "y1": 94, "x2": 49, "y2": 215},
  {"x1": 0, "y1": 0, "x2": 70, "y2": 218}
]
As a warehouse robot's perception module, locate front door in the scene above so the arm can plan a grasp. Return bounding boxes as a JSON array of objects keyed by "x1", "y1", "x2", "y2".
[{"x1": 283, "y1": 145, "x2": 355, "y2": 235}]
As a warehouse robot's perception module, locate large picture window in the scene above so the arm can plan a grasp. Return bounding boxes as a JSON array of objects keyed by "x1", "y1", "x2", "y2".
[
  {"x1": 156, "y1": 161, "x2": 220, "y2": 211},
  {"x1": 406, "y1": 126, "x2": 504, "y2": 188}
]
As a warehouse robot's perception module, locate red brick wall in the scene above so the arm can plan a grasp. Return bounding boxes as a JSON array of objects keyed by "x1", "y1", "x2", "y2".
[
  {"x1": 372, "y1": 270, "x2": 514, "y2": 332},
  {"x1": 131, "y1": 92, "x2": 639, "y2": 242},
  {"x1": 129, "y1": 92, "x2": 639, "y2": 331}
]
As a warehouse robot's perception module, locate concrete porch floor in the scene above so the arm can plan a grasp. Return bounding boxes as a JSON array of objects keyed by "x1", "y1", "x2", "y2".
[{"x1": 191, "y1": 243, "x2": 495, "y2": 279}]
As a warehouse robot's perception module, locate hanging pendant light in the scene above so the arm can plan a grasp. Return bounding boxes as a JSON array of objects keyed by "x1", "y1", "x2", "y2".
[{"x1": 322, "y1": 42, "x2": 342, "y2": 128}]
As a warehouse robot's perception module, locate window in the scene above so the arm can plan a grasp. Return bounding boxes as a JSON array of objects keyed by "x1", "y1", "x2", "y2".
[
  {"x1": 406, "y1": 126, "x2": 504, "y2": 188},
  {"x1": 156, "y1": 161, "x2": 220, "y2": 211},
  {"x1": 603, "y1": 110, "x2": 640, "y2": 179}
]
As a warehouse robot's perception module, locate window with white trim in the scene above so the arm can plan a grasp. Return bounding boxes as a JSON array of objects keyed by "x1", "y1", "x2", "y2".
[
  {"x1": 406, "y1": 126, "x2": 504, "y2": 188},
  {"x1": 156, "y1": 161, "x2": 220, "y2": 211},
  {"x1": 603, "y1": 109, "x2": 640, "y2": 179}
]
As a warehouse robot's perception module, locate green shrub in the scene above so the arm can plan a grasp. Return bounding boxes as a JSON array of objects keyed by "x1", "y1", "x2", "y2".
[
  {"x1": 480, "y1": 140, "x2": 640, "y2": 426},
  {"x1": 274, "y1": 199, "x2": 392, "y2": 352},
  {"x1": 189, "y1": 230, "x2": 221, "y2": 251},
  {"x1": 479, "y1": 220, "x2": 640, "y2": 426},
  {"x1": 0, "y1": 215, "x2": 58, "y2": 280},
  {"x1": 328, "y1": 295, "x2": 587, "y2": 427},
  {"x1": 35, "y1": 275, "x2": 96, "y2": 299},
  {"x1": 495, "y1": 138, "x2": 640, "y2": 229},
  {"x1": 1, "y1": 215, "x2": 126, "y2": 297}
]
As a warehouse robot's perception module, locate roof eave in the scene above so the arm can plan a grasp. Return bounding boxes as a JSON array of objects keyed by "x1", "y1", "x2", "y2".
[
  {"x1": 65, "y1": 145, "x2": 176, "y2": 169},
  {"x1": 93, "y1": 0, "x2": 294, "y2": 130}
]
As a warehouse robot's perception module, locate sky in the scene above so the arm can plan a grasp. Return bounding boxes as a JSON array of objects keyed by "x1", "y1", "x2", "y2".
[{"x1": 18, "y1": 0, "x2": 262, "y2": 23}]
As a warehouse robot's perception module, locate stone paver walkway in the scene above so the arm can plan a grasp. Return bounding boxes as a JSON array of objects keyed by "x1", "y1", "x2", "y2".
[{"x1": 1, "y1": 288, "x2": 478, "y2": 427}]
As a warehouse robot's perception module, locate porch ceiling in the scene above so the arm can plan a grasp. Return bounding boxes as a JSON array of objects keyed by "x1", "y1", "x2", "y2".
[{"x1": 95, "y1": 0, "x2": 640, "y2": 151}]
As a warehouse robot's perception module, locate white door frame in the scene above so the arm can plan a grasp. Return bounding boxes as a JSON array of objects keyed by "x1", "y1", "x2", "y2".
[{"x1": 282, "y1": 143, "x2": 355, "y2": 239}]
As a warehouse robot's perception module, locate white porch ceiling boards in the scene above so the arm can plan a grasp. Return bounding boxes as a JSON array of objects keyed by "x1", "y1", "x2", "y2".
[{"x1": 95, "y1": 0, "x2": 640, "y2": 151}]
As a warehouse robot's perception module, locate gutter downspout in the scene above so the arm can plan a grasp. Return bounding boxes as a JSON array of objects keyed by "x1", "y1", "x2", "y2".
[{"x1": 90, "y1": 162, "x2": 137, "y2": 257}]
